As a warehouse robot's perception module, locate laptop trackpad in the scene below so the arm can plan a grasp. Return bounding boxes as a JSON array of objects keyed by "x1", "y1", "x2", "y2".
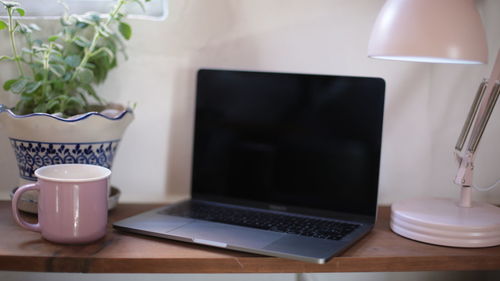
[{"x1": 167, "y1": 221, "x2": 284, "y2": 249}]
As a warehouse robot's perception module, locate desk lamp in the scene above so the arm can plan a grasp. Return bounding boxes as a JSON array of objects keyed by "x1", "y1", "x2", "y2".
[{"x1": 368, "y1": 0, "x2": 500, "y2": 247}]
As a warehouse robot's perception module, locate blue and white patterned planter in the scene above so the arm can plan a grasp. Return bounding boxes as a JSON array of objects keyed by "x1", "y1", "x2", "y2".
[
  {"x1": 0, "y1": 104, "x2": 133, "y2": 186},
  {"x1": 10, "y1": 138, "x2": 121, "y2": 181}
]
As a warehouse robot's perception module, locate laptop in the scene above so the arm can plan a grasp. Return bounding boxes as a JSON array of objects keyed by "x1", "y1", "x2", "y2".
[{"x1": 113, "y1": 69, "x2": 385, "y2": 264}]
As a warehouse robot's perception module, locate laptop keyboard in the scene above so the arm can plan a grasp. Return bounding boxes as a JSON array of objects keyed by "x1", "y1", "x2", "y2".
[{"x1": 160, "y1": 201, "x2": 360, "y2": 241}]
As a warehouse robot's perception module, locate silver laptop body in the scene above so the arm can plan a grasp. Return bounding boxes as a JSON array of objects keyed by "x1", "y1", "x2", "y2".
[{"x1": 114, "y1": 69, "x2": 385, "y2": 264}]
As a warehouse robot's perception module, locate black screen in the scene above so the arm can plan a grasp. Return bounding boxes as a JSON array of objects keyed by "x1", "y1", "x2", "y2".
[{"x1": 192, "y1": 69, "x2": 385, "y2": 217}]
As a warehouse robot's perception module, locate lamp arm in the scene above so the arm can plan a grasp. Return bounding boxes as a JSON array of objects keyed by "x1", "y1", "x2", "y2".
[
  {"x1": 467, "y1": 81, "x2": 500, "y2": 153},
  {"x1": 454, "y1": 50, "x2": 500, "y2": 196},
  {"x1": 454, "y1": 79, "x2": 487, "y2": 152}
]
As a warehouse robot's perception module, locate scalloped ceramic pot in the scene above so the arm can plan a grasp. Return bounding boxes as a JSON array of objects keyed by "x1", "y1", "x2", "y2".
[{"x1": 0, "y1": 104, "x2": 133, "y2": 187}]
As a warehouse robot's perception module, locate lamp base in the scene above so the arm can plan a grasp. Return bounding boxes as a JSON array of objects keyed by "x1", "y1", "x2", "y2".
[{"x1": 391, "y1": 198, "x2": 500, "y2": 247}]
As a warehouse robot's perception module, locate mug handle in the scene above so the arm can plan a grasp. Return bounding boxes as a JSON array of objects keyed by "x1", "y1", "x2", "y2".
[{"x1": 12, "y1": 183, "x2": 42, "y2": 232}]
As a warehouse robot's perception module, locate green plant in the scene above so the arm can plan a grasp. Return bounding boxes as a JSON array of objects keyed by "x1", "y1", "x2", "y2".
[{"x1": 0, "y1": 0, "x2": 149, "y2": 116}]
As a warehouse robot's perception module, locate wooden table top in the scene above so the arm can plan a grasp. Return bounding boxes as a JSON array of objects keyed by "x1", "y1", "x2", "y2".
[{"x1": 1, "y1": 200, "x2": 500, "y2": 273}]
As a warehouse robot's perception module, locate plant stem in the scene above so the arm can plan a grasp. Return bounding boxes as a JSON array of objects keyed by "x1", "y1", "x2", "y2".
[
  {"x1": 71, "y1": 0, "x2": 126, "y2": 82},
  {"x1": 41, "y1": 43, "x2": 53, "y2": 105},
  {"x1": 7, "y1": 7, "x2": 24, "y2": 76},
  {"x1": 25, "y1": 33, "x2": 34, "y2": 64}
]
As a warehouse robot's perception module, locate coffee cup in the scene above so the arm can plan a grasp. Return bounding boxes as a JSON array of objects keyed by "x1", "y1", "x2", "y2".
[{"x1": 11, "y1": 164, "x2": 111, "y2": 244}]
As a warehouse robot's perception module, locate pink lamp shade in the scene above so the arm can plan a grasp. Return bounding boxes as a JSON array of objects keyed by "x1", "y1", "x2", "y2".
[{"x1": 368, "y1": 0, "x2": 488, "y2": 64}]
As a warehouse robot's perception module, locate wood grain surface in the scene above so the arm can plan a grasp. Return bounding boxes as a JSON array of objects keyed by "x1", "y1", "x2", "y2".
[{"x1": 1, "y1": 201, "x2": 499, "y2": 273}]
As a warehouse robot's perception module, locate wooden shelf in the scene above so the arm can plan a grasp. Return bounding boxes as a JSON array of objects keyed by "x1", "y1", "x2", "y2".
[{"x1": 1, "y1": 201, "x2": 500, "y2": 273}]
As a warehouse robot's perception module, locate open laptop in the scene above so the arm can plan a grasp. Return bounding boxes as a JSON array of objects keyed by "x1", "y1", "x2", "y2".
[{"x1": 113, "y1": 69, "x2": 385, "y2": 264}]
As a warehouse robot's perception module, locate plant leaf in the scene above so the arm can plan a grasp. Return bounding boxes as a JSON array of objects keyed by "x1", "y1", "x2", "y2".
[
  {"x1": 18, "y1": 23, "x2": 30, "y2": 33},
  {"x1": 15, "y1": 99, "x2": 33, "y2": 116},
  {"x1": 24, "y1": 81, "x2": 42, "y2": 93},
  {"x1": 65, "y1": 96, "x2": 85, "y2": 116},
  {"x1": 73, "y1": 36, "x2": 91, "y2": 48},
  {"x1": 75, "y1": 21, "x2": 89, "y2": 29},
  {"x1": 119, "y1": 22, "x2": 132, "y2": 40},
  {"x1": 76, "y1": 68, "x2": 94, "y2": 84},
  {"x1": 33, "y1": 103, "x2": 47, "y2": 113},
  {"x1": 61, "y1": 15, "x2": 76, "y2": 27},
  {"x1": 81, "y1": 84, "x2": 104, "y2": 104},
  {"x1": 77, "y1": 91, "x2": 89, "y2": 106},
  {"x1": 32, "y1": 39, "x2": 43, "y2": 46},
  {"x1": 49, "y1": 54, "x2": 64, "y2": 64},
  {"x1": 85, "y1": 12, "x2": 101, "y2": 23},
  {"x1": 0, "y1": 55, "x2": 13, "y2": 61},
  {"x1": 92, "y1": 47, "x2": 114, "y2": 64},
  {"x1": 81, "y1": 84, "x2": 96, "y2": 96},
  {"x1": 20, "y1": 90, "x2": 35, "y2": 99},
  {"x1": 66, "y1": 96, "x2": 84, "y2": 107},
  {"x1": 45, "y1": 99, "x2": 60, "y2": 112},
  {"x1": 84, "y1": 62, "x2": 95, "y2": 69},
  {"x1": 0, "y1": 20, "x2": 7, "y2": 30},
  {"x1": 62, "y1": 72, "x2": 72, "y2": 81},
  {"x1": 48, "y1": 35, "x2": 59, "y2": 42},
  {"x1": 3, "y1": 79, "x2": 17, "y2": 90},
  {"x1": 1, "y1": 1, "x2": 19, "y2": 9},
  {"x1": 74, "y1": 14, "x2": 96, "y2": 26},
  {"x1": 64, "y1": 55, "x2": 81, "y2": 68},
  {"x1": 51, "y1": 81, "x2": 64, "y2": 93},
  {"x1": 49, "y1": 64, "x2": 66, "y2": 77},
  {"x1": 15, "y1": 7, "x2": 24, "y2": 16},
  {"x1": 28, "y1": 23, "x2": 40, "y2": 31},
  {"x1": 10, "y1": 78, "x2": 28, "y2": 94}
]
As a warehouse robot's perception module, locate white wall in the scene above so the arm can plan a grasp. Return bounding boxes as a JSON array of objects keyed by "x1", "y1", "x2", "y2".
[{"x1": 1, "y1": 0, "x2": 499, "y2": 279}]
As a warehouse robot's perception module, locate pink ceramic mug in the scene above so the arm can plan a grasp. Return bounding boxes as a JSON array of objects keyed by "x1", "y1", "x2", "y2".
[{"x1": 11, "y1": 164, "x2": 111, "y2": 244}]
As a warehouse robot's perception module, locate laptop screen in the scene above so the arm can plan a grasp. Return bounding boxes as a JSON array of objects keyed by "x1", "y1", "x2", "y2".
[{"x1": 192, "y1": 69, "x2": 385, "y2": 217}]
